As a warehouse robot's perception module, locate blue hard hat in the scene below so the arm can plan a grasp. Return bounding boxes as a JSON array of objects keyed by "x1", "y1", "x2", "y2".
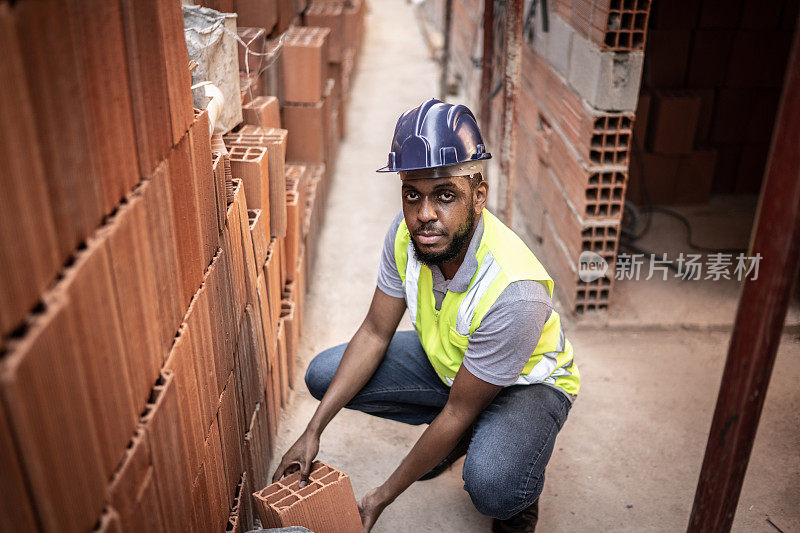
[{"x1": 376, "y1": 98, "x2": 492, "y2": 173}]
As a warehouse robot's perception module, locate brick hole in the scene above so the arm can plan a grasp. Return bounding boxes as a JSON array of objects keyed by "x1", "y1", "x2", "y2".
[
  {"x1": 601, "y1": 289, "x2": 609, "y2": 298},
  {"x1": 587, "y1": 304, "x2": 597, "y2": 311},
  {"x1": 636, "y1": 0, "x2": 650, "y2": 10},
  {"x1": 600, "y1": 172, "x2": 613, "y2": 184},
  {"x1": 592, "y1": 242, "x2": 603, "y2": 251},
  {"x1": 597, "y1": 205, "x2": 609, "y2": 216},
  {"x1": 591, "y1": 134, "x2": 604, "y2": 148},
  {"x1": 275, "y1": 494, "x2": 300, "y2": 510},
  {"x1": 296, "y1": 482, "x2": 322, "y2": 498},
  {"x1": 632, "y1": 32, "x2": 645, "y2": 49},
  {"x1": 582, "y1": 241, "x2": 591, "y2": 251},
  {"x1": 605, "y1": 32, "x2": 617, "y2": 48},
  {"x1": 619, "y1": 133, "x2": 630, "y2": 147},
  {"x1": 588, "y1": 174, "x2": 600, "y2": 185},
  {"x1": 617, "y1": 150, "x2": 629, "y2": 164},
  {"x1": 600, "y1": 188, "x2": 611, "y2": 200},
  {"x1": 621, "y1": 117, "x2": 632, "y2": 129},
  {"x1": 590, "y1": 150, "x2": 602, "y2": 164},
  {"x1": 263, "y1": 487, "x2": 291, "y2": 504},
  {"x1": 613, "y1": 188, "x2": 623, "y2": 200},
  {"x1": 576, "y1": 304, "x2": 585, "y2": 313},
  {"x1": 611, "y1": 204, "x2": 621, "y2": 216},
  {"x1": 623, "y1": 0, "x2": 635, "y2": 9},
  {"x1": 589, "y1": 289, "x2": 598, "y2": 299},
  {"x1": 586, "y1": 187, "x2": 599, "y2": 200},
  {"x1": 610, "y1": 0, "x2": 621, "y2": 8},
  {"x1": 634, "y1": 13, "x2": 647, "y2": 29},
  {"x1": 621, "y1": 12, "x2": 633, "y2": 28},
  {"x1": 582, "y1": 228, "x2": 593, "y2": 239},
  {"x1": 606, "y1": 116, "x2": 620, "y2": 130},
  {"x1": 319, "y1": 471, "x2": 341, "y2": 485}
]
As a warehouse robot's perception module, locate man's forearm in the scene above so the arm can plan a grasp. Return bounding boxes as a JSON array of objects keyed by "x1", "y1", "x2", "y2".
[
  {"x1": 377, "y1": 405, "x2": 475, "y2": 502},
  {"x1": 306, "y1": 324, "x2": 389, "y2": 437}
]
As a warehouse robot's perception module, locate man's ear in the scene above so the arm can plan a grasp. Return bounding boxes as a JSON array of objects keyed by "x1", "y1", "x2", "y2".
[{"x1": 473, "y1": 175, "x2": 488, "y2": 214}]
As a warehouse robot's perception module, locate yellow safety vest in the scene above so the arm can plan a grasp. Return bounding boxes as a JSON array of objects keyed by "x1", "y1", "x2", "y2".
[{"x1": 393, "y1": 209, "x2": 580, "y2": 396}]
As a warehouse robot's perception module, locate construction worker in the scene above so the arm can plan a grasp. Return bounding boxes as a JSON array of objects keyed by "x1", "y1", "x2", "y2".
[{"x1": 273, "y1": 98, "x2": 580, "y2": 532}]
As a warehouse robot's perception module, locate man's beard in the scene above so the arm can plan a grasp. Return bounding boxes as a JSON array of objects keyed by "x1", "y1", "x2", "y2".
[{"x1": 411, "y1": 214, "x2": 475, "y2": 267}]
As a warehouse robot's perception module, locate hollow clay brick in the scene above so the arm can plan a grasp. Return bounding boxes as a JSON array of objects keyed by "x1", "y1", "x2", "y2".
[
  {"x1": 12, "y1": 0, "x2": 104, "y2": 261},
  {"x1": 205, "y1": 250, "x2": 238, "y2": 393},
  {"x1": 102, "y1": 193, "x2": 164, "y2": 406},
  {"x1": 237, "y1": 27, "x2": 267, "y2": 74},
  {"x1": 648, "y1": 91, "x2": 702, "y2": 155},
  {"x1": 284, "y1": 191, "x2": 301, "y2": 282},
  {"x1": 159, "y1": 0, "x2": 194, "y2": 145},
  {"x1": 217, "y1": 371, "x2": 244, "y2": 502},
  {"x1": 242, "y1": 96, "x2": 282, "y2": 129},
  {"x1": 235, "y1": 0, "x2": 278, "y2": 36},
  {"x1": 0, "y1": 399, "x2": 39, "y2": 531},
  {"x1": 164, "y1": 324, "x2": 205, "y2": 476},
  {"x1": 305, "y1": 3, "x2": 344, "y2": 62},
  {"x1": 68, "y1": 0, "x2": 139, "y2": 215},
  {"x1": 225, "y1": 128, "x2": 289, "y2": 238},
  {"x1": 203, "y1": 418, "x2": 230, "y2": 532},
  {"x1": 185, "y1": 279, "x2": 220, "y2": 431},
  {"x1": 0, "y1": 10, "x2": 60, "y2": 338},
  {"x1": 119, "y1": 0, "x2": 173, "y2": 175},
  {"x1": 282, "y1": 26, "x2": 331, "y2": 103},
  {"x1": 141, "y1": 371, "x2": 193, "y2": 532},
  {"x1": 190, "y1": 108, "x2": 221, "y2": 268},
  {"x1": 244, "y1": 402, "x2": 271, "y2": 490},
  {"x1": 249, "y1": 209, "x2": 269, "y2": 269},
  {"x1": 266, "y1": 238, "x2": 284, "y2": 333},
  {"x1": 0, "y1": 296, "x2": 106, "y2": 532},
  {"x1": 169, "y1": 134, "x2": 207, "y2": 306},
  {"x1": 107, "y1": 428, "x2": 166, "y2": 532},
  {"x1": 276, "y1": 319, "x2": 290, "y2": 405},
  {"x1": 281, "y1": 300, "x2": 297, "y2": 389},
  {"x1": 227, "y1": 471, "x2": 254, "y2": 533},
  {"x1": 230, "y1": 145, "x2": 271, "y2": 218},
  {"x1": 141, "y1": 163, "x2": 185, "y2": 353},
  {"x1": 224, "y1": 180, "x2": 249, "y2": 325},
  {"x1": 253, "y1": 461, "x2": 362, "y2": 532},
  {"x1": 58, "y1": 234, "x2": 138, "y2": 479},
  {"x1": 258, "y1": 273, "x2": 281, "y2": 439}
]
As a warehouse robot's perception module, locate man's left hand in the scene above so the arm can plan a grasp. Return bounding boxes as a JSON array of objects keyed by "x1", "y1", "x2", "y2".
[{"x1": 358, "y1": 486, "x2": 390, "y2": 532}]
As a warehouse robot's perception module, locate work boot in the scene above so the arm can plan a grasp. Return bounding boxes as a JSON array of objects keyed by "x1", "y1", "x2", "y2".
[
  {"x1": 491, "y1": 498, "x2": 539, "y2": 533},
  {"x1": 418, "y1": 428, "x2": 472, "y2": 481}
]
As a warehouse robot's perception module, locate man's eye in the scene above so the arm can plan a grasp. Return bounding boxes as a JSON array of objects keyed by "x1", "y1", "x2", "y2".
[
  {"x1": 439, "y1": 192, "x2": 455, "y2": 202},
  {"x1": 404, "y1": 192, "x2": 419, "y2": 201}
]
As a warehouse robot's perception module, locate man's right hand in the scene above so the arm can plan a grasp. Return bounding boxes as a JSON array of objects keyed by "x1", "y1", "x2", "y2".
[{"x1": 272, "y1": 430, "x2": 320, "y2": 487}]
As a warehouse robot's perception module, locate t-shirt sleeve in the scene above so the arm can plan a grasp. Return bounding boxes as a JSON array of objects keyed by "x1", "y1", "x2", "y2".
[
  {"x1": 376, "y1": 211, "x2": 406, "y2": 298},
  {"x1": 461, "y1": 280, "x2": 554, "y2": 386}
]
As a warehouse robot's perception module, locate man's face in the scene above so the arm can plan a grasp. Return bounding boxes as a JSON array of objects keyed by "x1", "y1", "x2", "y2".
[{"x1": 400, "y1": 173, "x2": 484, "y2": 266}]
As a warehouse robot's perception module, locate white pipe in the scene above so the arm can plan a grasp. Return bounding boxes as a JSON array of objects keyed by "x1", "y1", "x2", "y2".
[{"x1": 204, "y1": 83, "x2": 225, "y2": 137}]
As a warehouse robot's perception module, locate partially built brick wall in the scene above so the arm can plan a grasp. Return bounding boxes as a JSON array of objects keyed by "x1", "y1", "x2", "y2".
[{"x1": 0, "y1": 0, "x2": 364, "y2": 531}]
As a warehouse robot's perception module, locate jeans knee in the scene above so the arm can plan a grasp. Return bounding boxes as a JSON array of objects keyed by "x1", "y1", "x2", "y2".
[
  {"x1": 462, "y1": 458, "x2": 541, "y2": 520},
  {"x1": 304, "y1": 354, "x2": 333, "y2": 400}
]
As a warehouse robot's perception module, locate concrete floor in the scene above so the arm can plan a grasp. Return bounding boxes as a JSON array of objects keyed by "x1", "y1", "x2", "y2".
[{"x1": 270, "y1": 1, "x2": 800, "y2": 530}]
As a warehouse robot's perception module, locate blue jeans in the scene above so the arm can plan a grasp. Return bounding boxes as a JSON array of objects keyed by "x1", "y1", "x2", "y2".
[{"x1": 305, "y1": 330, "x2": 573, "y2": 520}]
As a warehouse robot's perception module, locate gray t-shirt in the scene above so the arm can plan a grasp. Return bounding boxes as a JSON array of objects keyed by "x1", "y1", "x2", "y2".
[{"x1": 376, "y1": 212, "x2": 554, "y2": 387}]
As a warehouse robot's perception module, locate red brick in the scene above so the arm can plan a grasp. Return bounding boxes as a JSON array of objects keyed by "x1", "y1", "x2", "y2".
[
  {"x1": 190, "y1": 108, "x2": 221, "y2": 268},
  {"x1": 283, "y1": 100, "x2": 328, "y2": 163},
  {"x1": 282, "y1": 26, "x2": 330, "y2": 103},
  {"x1": 305, "y1": 3, "x2": 345, "y2": 62},
  {"x1": 281, "y1": 299, "x2": 297, "y2": 388},
  {"x1": 249, "y1": 209, "x2": 269, "y2": 269},
  {"x1": 643, "y1": 30, "x2": 691, "y2": 88},
  {"x1": 0, "y1": 399, "x2": 38, "y2": 531},
  {"x1": 164, "y1": 325, "x2": 205, "y2": 475},
  {"x1": 168, "y1": 134, "x2": 206, "y2": 306},
  {"x1": 253, "y1": 461, "x2": 362, "y2": 532},
  {"x1": 648, "y1": 91, "x2": 701, "y2": 155},
  {"x1": 674, "y1": 149, "x2": 717, "y2": 204},
  {"x1": 186, "y1": 279, "x2": 220, "y2": 432},
  {"x1": 229, "y1": 145, "x2": 271, "y2": 218},
  {"x1": 159, "y1": 0, "x2": 195, "y2": 145},
  {"x1": 0, "y1": 6, "x2": 60, "y2": 342},
  {"x1": 141, "y1": 371, "x2": 193, "y2": 531},
  {"x1": 0, "y1": 297, "x2": 106, "y2": 532},
  {"x1": 243, "y1": 95, "x2": 282, "y2": 128},
  {"x1": 244, "y1": 402, "x2": 271, "y2": 490},
  {"x1": 13, "y1": 0, "x2": 104, "y2": 259},
  {"x1": 235, "y1": 0, "x2": 278, "y2": 36},
  {"x1": 103, "y1": 193, "x2": 164, "y2": 404}
]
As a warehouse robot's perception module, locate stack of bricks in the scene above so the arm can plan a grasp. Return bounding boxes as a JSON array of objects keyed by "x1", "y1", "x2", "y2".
[
  {"x1": 0, "y1": 1, "x2": 316, "y2": 531},
  {"x1": 252, "y1": 461, "x2": 362, "y2": 532},
  {"x1": 436, "y1": 0, "x2": 649, "y2": 313},
  {"x1": 631, "y1": 0, "x2": 795, "y2": 201}
]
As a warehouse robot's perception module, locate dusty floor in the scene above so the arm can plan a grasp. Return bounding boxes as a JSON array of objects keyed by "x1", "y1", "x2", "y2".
[{"x1": 270, "y1": 1, "x2": 800, "y2": 531}]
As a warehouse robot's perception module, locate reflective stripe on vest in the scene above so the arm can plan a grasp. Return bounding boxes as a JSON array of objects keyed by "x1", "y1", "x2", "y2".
[{"x1": 394, "y1": 209, "x2": 580, "y2": 396}]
